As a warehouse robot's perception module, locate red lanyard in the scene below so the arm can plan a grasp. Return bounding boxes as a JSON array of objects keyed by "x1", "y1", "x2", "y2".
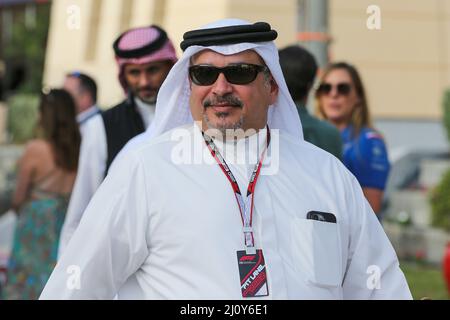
[{"x1": 202, "y1": 127, "x2": 271, "y2": 254}]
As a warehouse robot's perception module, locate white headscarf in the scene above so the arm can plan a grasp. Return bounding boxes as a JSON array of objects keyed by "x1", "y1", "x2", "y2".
[{"x1": 142, "y1": 18, "x2": 304, "y2": 141}]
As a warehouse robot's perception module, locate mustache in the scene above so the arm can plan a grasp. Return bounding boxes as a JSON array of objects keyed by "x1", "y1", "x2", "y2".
[
  {"x1": 203, "y1": 95, "x2": 243, "y2": 108},
  {"x1": 138, "y1": 86, "x2": 157, "y2": 93}
]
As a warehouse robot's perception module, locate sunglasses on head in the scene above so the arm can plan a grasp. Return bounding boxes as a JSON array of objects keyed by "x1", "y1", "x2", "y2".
[
  {"x1": 69, "y1": 71, "x2": 81, "y2": 77},
  {"x1": 317, "y1": 82, "x2": 352, "y2": 96},
  {"x1": 188, "y1": 63, "x2": 269, "y2": 86}
]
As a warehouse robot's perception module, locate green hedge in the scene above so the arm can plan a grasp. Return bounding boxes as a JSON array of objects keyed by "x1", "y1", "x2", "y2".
[
  {"x1": 434, "y1": 88, "x2": 450, "y2": 232},
  {"x1": 430, "y1": 168, "x2": 450, "y2": 232},
  {"x1": 6, "y1": 94, "x2": 39, "y2": 144},
  {"x1": 4, "y1": 4, "x2": 50, "y2": 94}
]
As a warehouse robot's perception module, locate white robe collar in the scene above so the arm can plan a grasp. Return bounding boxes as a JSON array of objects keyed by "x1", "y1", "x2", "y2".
[{"x1": 134, "y1": 97, "x2": 155, "y2": 129}]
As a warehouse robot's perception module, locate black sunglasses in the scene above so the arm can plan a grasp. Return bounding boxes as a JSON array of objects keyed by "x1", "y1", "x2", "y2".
[
  {"x1": 317, "y1": 82, "x2": 352, "y2": 96},
  {"x1": 188, "y1": 63, "x2": 269, "y2": 86}
]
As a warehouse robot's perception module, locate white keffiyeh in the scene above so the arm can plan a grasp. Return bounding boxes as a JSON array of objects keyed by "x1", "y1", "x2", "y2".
[{"x1": 125, "y1": 18, "x2": 304, "y2": 152}]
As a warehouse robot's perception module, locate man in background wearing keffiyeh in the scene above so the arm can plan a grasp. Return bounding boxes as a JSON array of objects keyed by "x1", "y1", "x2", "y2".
[{"x1": 57, "y1": 25, "x2": 177, "y2": 258}]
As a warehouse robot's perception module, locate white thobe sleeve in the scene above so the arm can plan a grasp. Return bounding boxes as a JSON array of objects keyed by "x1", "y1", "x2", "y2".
[
  {"x1": 58, "y1": 115, "x2": 107, "y2": 258},
  {"x1": 342, "y1": 171, "x2": 412, "y2": 299},
  {"x1": 40, "y1": 150, "x2": 149, "y2": 299}
]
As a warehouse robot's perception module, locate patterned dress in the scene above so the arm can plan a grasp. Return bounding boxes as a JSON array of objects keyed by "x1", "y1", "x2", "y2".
[{"x1": 2, "y1": 185, "x2": 70, "y2": 299}]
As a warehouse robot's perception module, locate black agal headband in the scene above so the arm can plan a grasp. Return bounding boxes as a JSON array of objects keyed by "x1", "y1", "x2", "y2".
[
  {"x1": 180, "y1": 22, "x2": 278, "y2": 51},
  {"x1": 113, "y1": 25, "x2": 168, "y2": 59}
]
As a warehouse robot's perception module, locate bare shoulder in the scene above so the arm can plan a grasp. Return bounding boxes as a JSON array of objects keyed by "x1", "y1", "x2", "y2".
[{"x1": 23, "y1": 139, "x2": 51, "y2": 158}]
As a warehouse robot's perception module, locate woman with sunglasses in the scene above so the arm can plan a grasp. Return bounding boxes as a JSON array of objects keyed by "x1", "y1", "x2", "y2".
[
  {"x1": 2, "y1": 89, "x2": 80, "y2": 299},
  {"x1": 316, "y1": 62, "x2": 390, "y2": 217}
]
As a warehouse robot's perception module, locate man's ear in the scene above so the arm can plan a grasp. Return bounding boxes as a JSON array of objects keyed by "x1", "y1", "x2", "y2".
[
  {"x1": 79, "y1": 92, "x2": 89, "y2": 108},
  {"x1": 269, "y1": 77, "x2": 279, "y2": 105}
]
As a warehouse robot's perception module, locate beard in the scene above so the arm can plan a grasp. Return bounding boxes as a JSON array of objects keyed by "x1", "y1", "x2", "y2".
[
  {"x1": 131, "y1": 86, "x2": 158, "y2": 104},
  {"x1": 203, "y1": 112, "x2": 244, "y2": 138},
  {"x1": 139, "y1": 95, "x2": 157, "y2": 105},
  {"x1": 202, "y1": 94, "x2": 244, "y2": 138}
]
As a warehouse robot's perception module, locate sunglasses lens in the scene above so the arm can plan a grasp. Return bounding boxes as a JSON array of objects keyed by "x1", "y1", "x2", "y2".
[
  {"x1": 337, "y1": 83, "x2": 351, "y2": 95},
  {"x1": 189, "y1": 66, "x2": 219, "y2": 85},
  {"x1": 318, "y1": 83, "x2": 332, "y2": 95},
  {"x1": 318, "y1": 83, "x2": 351, "y2": 96},
  {"x1": 224, "y1": 65, "x2": 258, "y2": 85},
  {"x1": 189, "y1": 64, "x2": 266, "y2": 86}
]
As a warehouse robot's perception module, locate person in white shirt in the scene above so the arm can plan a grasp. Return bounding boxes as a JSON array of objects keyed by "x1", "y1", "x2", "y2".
[
  {"x1": 63, "y1": 72, "x2": 100, "y2": 136},
  {"x1": 57, "y1": 26, "x2": 177, "y2": 257},
  {"x1": 42, "y1": 19, "x2": 411, "y2": 300}
]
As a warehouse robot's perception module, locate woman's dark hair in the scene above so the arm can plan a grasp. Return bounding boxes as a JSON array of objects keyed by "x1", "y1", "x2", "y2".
[{"x1": 39, "y1": 89, "x2": 81, "y2": 172}]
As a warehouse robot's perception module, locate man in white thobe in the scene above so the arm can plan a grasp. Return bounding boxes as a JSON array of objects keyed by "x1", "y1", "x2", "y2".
[
  {"x1": 57, "y1": 26, "x2": 177, "y2": 258},
  {"x1": 63, "y1": 72, "x2": 101, "y2": 136},
  {"x1": 42, "y1": 19, "x2": 411, "y2": 300}
]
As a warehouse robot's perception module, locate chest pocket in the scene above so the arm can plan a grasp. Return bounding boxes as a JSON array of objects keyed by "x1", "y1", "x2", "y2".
[{"x1": 291, "y1": 218, "x2": 343, "y2": 287}]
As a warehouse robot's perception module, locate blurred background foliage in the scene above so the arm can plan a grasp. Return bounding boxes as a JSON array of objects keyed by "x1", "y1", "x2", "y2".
[
  {"x1": 6, "y1": 94, "x2": 38, "y2": 144},
  {"x1": 430, "y1": 169, "x2": 450, "y2": 232},
  {"x1": 2, "y1": 3, "x2": 50, "y2": 144},
  {"x1": 3, "y1": 4, "x2": 50, "y2": 95},
  {"x1": 429, "y1": 89, "x2": 450, "y2": 232}
]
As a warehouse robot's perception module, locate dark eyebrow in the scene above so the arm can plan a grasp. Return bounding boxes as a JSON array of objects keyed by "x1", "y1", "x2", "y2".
[
  {"x1": 127, "y1": 67, "x2": 141, "y2": 73},
  {"x1": 227, "y1": 62, "x2": 252, "y2": 65},
  {"x1": 146, "y1": 65, "x2": 162, "y2": 70}
]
